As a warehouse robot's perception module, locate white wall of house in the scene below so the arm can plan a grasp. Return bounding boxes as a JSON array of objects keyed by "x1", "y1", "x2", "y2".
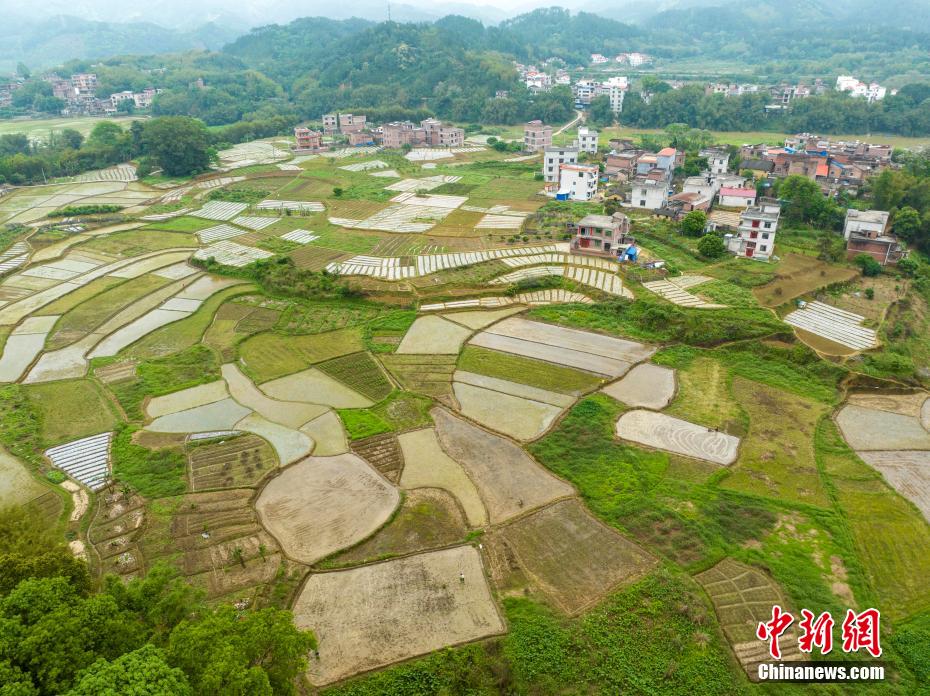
[
  {"x1": 559, "y1": 167, "x2": 598, "y2": 201},
  {"x1": 543, "y1": 148, "x2": 578, "y2": 183},
  {"x1": 718, "y1": 192, "x2": 756, "y2": 207},
  {"x1": 629, "y1": 182, "x2": 668, "y2": 210}
]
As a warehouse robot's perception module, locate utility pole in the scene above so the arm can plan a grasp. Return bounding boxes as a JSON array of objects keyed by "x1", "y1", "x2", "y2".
[{"x1": 387, "y1": 1, "x2": 391, "y2": 21}]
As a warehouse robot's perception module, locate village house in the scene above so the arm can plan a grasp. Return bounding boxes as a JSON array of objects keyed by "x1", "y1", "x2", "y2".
[
  {"x1": 524, "y1": 120, "x2": 553, "y2": 152},
  {"x1": 381, "y1": 121, "x2": 427, "y2": 148},
  {"x1": 543, "y1": 146, "x2": 578, "y2": 183},
  {"x1": 717, "y1": 187, "x2": 757, "y2": 208},
  {"x1": 683, "y1": 174, "x2": 718, "y2": 200},
  {"x1": 338, "y1": 113, "x2": 366, "y2": 134},
  {"x1": 629, "y1": 176, "x2": 669, "y2": 210},
  {"x1": 570, "y1": 212, "x2": 633, "y2": 256},
  {"x1": 347, "y1": 131, "x2": 375, "y2": 146},
  {"x1": 605, "y1": 150, "x2": 643, "y2": 180},
  {"x1": 421, "y1": 119, "x2": 465, "y2": 147},
  {"x1": 700, "y1": 147, "x2": 730, "y2": 175},
  {"x1": 293, "y1": 127, "x2": 323, "y2": 151},
  {"x1": 659, "y1": 192, "x2": 712, "y2": 220},
  {"x1": 726, "y1": 199, "x2": 780, "y2": 261},
  {"x1": 322, "y1": 113, "x2": 338, "y2": 133},
  {"x1": 574, "y1": 127, "x2": 599, "y2": 154},
  {"x1": 555, "y1": 163, "x2": 598, "y2": 201},
  {"x1": 843, "y1": 209, "x2": 906, "y2": 266}
]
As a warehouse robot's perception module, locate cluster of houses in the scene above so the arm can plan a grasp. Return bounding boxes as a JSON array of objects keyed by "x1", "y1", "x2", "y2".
[
  {"x1": 589, "y1": 52, "x2": 652, "y2": 67},
  {"x1": 835, "y1": 75, "x2": 893, "y2": 102},
  {"x1": 294, "y1": 114, "x2": 466, "y2": 152},
  {"x1": 738, "y1": 133, "x2": 893, "y2": 194},
  {"x1": 0, "y1": 72, "x2": 163, "y2": 116}
]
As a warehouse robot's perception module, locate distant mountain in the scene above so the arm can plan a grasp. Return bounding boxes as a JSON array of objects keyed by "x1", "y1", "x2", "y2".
[{"x1": 0, "y1": 16, "x2": 242, "y2": 72}]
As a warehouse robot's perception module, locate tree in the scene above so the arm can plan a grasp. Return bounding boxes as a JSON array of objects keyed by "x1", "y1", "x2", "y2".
[
  {"x1": 894, "y1": 206, "x2": 922, "y2": 242},
  {"x1": 167, "y1": 607, "x2": 315, "y2": 696},
  {"x1": 141, "y1": 117, "x2": 211, "y2": 177},
  {"x1": 87, "y1": 122, "x2": 126, "y2": 148},
  {"x1": 697, "y1": 233, "x2": 727, "y2": 258},
  {"x1": 587, "y1": 95, "x2": 613, "y2": 128},
  {"x1": 854, "y1": 253, "x2": 882, "y2": 277},
  {"x1": 680, "y1": 210, "x2": 707, "y2": 237},
  {"x1": 60, "y1": 129, "x2": 84, "y2": 150},
  {"x1": 67, "y1": 645, "x2": 191, "y2": 696}
]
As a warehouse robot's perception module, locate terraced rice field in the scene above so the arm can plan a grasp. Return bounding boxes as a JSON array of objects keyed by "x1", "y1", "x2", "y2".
[
  {"x1": 350, "y1": 432, "x2": 404, "y2": 482},
  {"x1": 602, "y1": 363, "x2": 676, "y2": 409},
  {"x1": 432, "y1": 407, "x2": 574, "y2": 523}
]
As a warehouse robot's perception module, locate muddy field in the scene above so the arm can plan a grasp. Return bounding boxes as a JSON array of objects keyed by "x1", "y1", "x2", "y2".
[
  {"x1": 484, "y1": 499, "x2": 656, "y2": 614},
  {"x1": 432, "y1": 408, "x2": 574, "y2": 522},
  {"x1": 255, "y1": 454, "x2": 400, "y2": 563},
  {"x1": 616, "y1": 410, "x2": 741, "y2": 465},
  {"x1": 293, "y1": 545, "x2": 505, "y2": 684},
  {"x1": 602, "y1": 363, "x2": 676, "y2": 410},
  {"x1": 836, "y1": 404, "x2": 930, "y2": 451},
  {"x1": 857, "y1": 450, "x2": 930, "y2": 523}
]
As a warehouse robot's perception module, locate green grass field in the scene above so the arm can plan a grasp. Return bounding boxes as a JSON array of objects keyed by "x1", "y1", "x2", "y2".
[
  {"x1": 0, "y1": 116, "x2": 137, "y2": 141},
  {"x1": 458, "y1": 345, "x2": 603, "y2": 395},
  {"x1": 23, "y1": 379, "x2": 119, "y2": 446},
  {"x1": 239, "y1": 327, "x2": 365, "y2": 382}
]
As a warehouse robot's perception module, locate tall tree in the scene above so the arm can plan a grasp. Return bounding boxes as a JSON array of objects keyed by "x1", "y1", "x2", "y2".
[{"x1": 141, "y1": 117, "x2": 212, "y2": 177}]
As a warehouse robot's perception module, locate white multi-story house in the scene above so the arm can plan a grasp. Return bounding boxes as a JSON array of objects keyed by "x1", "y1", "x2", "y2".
[
  {"x1": 727, "y1": 200, "x2": 780, "y2": 261},
  {"x1": 590, "y1": 54, "x2": 609, "y2": 64},
  {"x1": 699, "y1": 148, "x2": 730, "y2": 174},
  {"x1": 557, "y1": 164, "x2": 598, "y2": 201},
  {"x1": 843, "y1": 209, "x2": 889, "y2": 240},
  {"x1": 543, "y1": 146, "x2": 578, "y2": 183},
  {"x1": 574, "y1": 127, "x2": 599, "y2": 154},
  {"x1": 836, "y1": 75, "x2": 888, "y2": 102},
  {"x1": 629, "y1": 177, "x2": 668, "y2": 210}
]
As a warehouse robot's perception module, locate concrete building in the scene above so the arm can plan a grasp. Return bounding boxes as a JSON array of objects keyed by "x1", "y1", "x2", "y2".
[
  {"x1": 727, "y1": 200, "x2": 780, "y2": 261},
  {"x1": 71, "y1": 73, "x2": 97, "y2": 95},
  {"x1": 574, "y1": 127, "x2": 599, "y2": 154},
  {"x1": 294, "y1": 127, "x2": 323, "y2": 151},
  {"x1": 338, "y1": 113, "x2": 366, "y2": 134},
  {"x1": 700, "y1": 148, "x2": 730, "y2": 175},
  {"x1": 524, "y1": 120, "x2": 553, "y2": 152},
  {"x1": 717, "y1": 187, "x2": 757, "y2": 208},
  {"x1": 381, "y1": 121, "x2": 427, "y2": 148},
  {"x1": 322, "y1": 113, "x2": 338, "y2": 133},
  {"x1": 571, "y1": 212, "x2": 632, "y2": 256},
  {"x1": 421, "y1": 119, "x2": 465, "y2": 147},
  {"x1": 630, "y1": 177, "x2": 669, "y2": 210},
  {"x1": 556, "y1": 164, "x2": 598, "y2": 201},
  {"x1": 683, "y1": 174, "x2": 719, "y2": 201},
  {"x1": 543, "y1": 146, "x2": 578, "y2": 183},
  {"x1": 843, "y1": 209, "x2": 905, "y2": 265}
]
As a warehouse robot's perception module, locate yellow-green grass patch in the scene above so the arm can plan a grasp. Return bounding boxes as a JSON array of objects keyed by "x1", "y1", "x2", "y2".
[
  {"x1": 77, "y1": 229, "x2": 197, "y2": 257},
  {"x1": 818, "y1": 419, "x2": 930, "y2": 620},
  {"x1": 24, "y1": 379, "x2": 119, "y2": 446},
  {"x1": 33, "y1": 276, "x2": 124, "y2": 316},
  {"x1": 752, "y1": 254, "x2": 859, "y2": 308},
  {"x1": 239, "y1": 327, "x2": 365, "y2": 383},
  {"x1": 378, "y1": 354, "x2": 456, "y2": 398},
  {"x1": 338, "y1": 391, "x2": 433, "y2": 440},
  {"x1": 721, "y1": 377, "x2": 831, "y2": 508},
  {"x1": 661, "y1": 356, "x2": 746, "y2": 436},
  {"x1": 457, "y1": 345, "x2": 603, "y2": 396},
  {"x1": 142, "y1": 216, "x2": 216, "y2": 233}
]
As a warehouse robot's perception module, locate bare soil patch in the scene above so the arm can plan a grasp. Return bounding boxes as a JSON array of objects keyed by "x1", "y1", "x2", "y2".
[
  {"x1": 432, "y1": 408, "x2": 574, "y2": 523},
  {"x1": 485, "y1": 499, "x2": 656, "y2": 615},
  {"x1": 255, "y1": 454, "x2": 400, "y2": 563},
  {"x1": 397, "y1": 315, "x2": 473, "y2": 354},
  {"x1": 836, "y1": 404, "x2": 930, "y2": 451},
  {"x1": 857, "y1": 451, "x2": 930, "y2": 524},
  {"x1": 293, "y1": 545, "x2": 504, "y2": 685},
  {"x1": 601, "y1": 363, "x2": 676, "y2": 410}
]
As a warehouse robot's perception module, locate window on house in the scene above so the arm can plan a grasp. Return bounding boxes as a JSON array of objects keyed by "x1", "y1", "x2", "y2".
[
  {"x1": 762, "y1": 233, "x2": 769, "y2": 239},
  {"x1": 640, "y1": 200, "x2": 646, "y2": 207},
  {"x1": 760, "y1": 245, "x2": 767, "y2": 251},
  {"x1": 764, "y1": 222, "x2": 771, "y2": 229}
]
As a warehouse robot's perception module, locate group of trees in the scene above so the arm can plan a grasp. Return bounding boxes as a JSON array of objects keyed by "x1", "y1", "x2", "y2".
[
  {"x1": 620, "y1": 85, "x2": 930, "y2": 138},
  {"x1": 871, "y1": 150, "x2": 930, "y2": 252},
  {"x1": 0, "y1": 112, "x2": 295, "y2": 185},
  {"x1": 0, "y1": 506, "x2": 314, "y2": 694}
]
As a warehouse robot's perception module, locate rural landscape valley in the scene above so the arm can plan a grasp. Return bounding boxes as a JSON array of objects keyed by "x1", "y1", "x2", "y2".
[{"x1": 1, "y1": 1, "x2": 930, "y2": 694}]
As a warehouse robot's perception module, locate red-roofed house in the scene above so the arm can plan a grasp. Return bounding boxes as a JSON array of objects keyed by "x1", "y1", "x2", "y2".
[{"x1": 717, "y1": 187, "x2": 757, "y2": 208}]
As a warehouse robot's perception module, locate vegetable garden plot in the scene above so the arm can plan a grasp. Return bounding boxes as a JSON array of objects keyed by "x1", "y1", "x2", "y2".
[
  {"x1": 45, "y1": 431, "x2": 113, "y2": 490},
  {"x1": 189, "y1": 201, "x2": 248, "y2": 221}
]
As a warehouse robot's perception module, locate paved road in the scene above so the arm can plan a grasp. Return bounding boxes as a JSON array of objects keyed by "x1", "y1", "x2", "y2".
[{"x1": 554, "y1": 110, "x2": 584, "y2": 136}]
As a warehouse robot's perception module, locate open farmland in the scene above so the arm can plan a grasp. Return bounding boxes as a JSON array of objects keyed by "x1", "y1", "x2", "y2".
[{"x1": 3, "y1": 126, "x2": 929, "y2": 693}]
